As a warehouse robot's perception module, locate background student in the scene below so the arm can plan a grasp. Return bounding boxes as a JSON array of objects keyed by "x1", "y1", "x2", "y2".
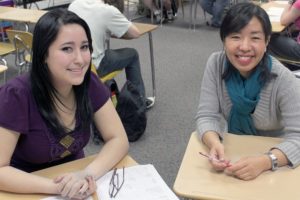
[
  {"x1": 268, "y1": 0, "x2": 300, "y2": 70},
  {"x1": 199, "y1": 0, "x2": 229, "y2": 28},
  {"x1": 142, "y1": 0, "x2": 175, "y2": 23},
  {"x1": 0, "y1": 9, "x2": 128, "y2": 199},
  {"x1": 69, "y1": 0, "x2": 155, "y2": 109},
  {"x1": 196, "y1": 3, "x2": 300, "y2": 181}
]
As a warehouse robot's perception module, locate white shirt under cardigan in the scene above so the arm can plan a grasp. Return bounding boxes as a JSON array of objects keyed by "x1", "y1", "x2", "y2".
[
  {"x1": 69, "y1": 0, "x2": 132, "y2": 68},
  {"x1": 196, "y1": 51, "x2": 300, "y2": 167}
]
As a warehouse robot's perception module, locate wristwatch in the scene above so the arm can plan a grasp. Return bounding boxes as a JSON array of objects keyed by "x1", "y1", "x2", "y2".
[{"x1": 266, "y1": 151, "x2": 278, "y2": 171}]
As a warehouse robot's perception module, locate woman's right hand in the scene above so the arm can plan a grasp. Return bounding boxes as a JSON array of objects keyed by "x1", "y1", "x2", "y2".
[
  {"x1": 202, "y1": 131, "x2": 230, "y2": 171},
  {"x1": 73, "y1": 176, "x2": 97, "y2": 200},
  {"x1": 209, "y1": 142, "x2": 231, "y2": 171},
  {"x1": 54, "y1": 171, "x2": 97, "y2": 199}
]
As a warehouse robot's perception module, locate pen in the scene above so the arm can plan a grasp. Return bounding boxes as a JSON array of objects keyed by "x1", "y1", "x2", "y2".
[{"x1": 199, "y1": 152, "x2": 231, "y2": 167}]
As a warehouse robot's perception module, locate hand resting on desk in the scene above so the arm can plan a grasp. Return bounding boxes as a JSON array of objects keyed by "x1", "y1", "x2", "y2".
[
  {"x1": 224, "y1": 155, "x2": 271, "y2": 181},
  {"x1": 54, "y1": 170, "x2": 97, "y2": 199},
  {"x1": 202, "y1": 131, "x2": 289, "y2": 181}
]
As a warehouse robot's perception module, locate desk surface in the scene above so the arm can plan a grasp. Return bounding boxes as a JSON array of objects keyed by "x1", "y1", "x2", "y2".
[
  {"x1": 0, "y1": 155, "x2": 137, "y2": 200},
  {"x1": 0, "y1": 6, "x2": 157, "y2": 33},
  {"x1": 261, "y1": 1, "x2": 287, "y2": 32},
  {"x1": 173, "y1": 132, "x2": 300, "y2": 200},
  {"x1": 133, "y1": 22, "x2": 158, "y2": 36},
  {"x1": 0, "y1": 6, "x2": 46, "y2": 24}
]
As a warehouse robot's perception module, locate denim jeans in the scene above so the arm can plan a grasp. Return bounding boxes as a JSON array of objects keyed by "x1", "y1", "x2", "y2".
[
  {"x1": 200, "y1": 0, "x2": 229, "y2": 27},
  {"x1": 268, "y1": 33, "x2": 300, "y2": 70},
  {"x1": 97, "y1": 48, "x2": 146, "y2": 97}
]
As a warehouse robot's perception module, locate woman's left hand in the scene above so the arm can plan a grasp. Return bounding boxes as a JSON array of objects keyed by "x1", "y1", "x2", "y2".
[
  {"x1": 224, "y1": 155, "x2": 270, "y2": 181},
  {"x1": 54, "y1": 170, "x2": 96, "y2": 199}
]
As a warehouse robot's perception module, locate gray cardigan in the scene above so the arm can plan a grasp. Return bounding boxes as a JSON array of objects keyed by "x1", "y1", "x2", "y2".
[{"x1": 196, "y1": 51, "x2": 300, "y2": 167}]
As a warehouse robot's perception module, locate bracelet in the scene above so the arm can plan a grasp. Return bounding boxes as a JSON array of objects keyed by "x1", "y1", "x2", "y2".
[{"x1": 265, "y1": 152, "x2": 278, "y2": 171}]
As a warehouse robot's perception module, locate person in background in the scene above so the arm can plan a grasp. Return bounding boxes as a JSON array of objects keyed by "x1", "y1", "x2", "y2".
[
  {"x1": 0, "y1": 9, "x2": 129, "y2": 199},
  {"x1": 196, "y1": 3, "x2": 300, "y2": 181},
  {"x1": 142, "y1": 0, "x2": 176, "y2": 23},
  {"x1": 69, "y1": 0, "x2": 155, "y2": 109},
  {"x1": 268, "y1": 0, "x2": 300, "y2": 70},
  {"x1": 199, "y1": 0, "x2": 229, "y2": 28}
]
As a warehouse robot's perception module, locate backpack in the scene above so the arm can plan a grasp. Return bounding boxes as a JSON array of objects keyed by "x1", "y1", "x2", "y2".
[
  {"x1": 92, "y1": 78, "x2": 119, "y2": 145},
  {"x1": 104, "y1": 78, "x2": 119, "y2": 107},
  {"x1": 116, "y1": 81, "x2": 147, "y2": 142}
]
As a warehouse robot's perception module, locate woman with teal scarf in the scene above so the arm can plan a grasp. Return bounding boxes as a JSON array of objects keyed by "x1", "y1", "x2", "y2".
[{"x1": 196, "y1": 3, "x2": 300, "y2": 180}]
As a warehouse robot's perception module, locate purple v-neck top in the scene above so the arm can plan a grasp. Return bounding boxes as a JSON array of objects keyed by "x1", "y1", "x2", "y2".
[{"x1": 0, "y1": 73, "x2": 109, "y2": 172}]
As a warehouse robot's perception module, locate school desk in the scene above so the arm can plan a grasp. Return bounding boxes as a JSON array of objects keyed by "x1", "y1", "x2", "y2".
[
  {"x1": 0, "y1": 154, "x2": 137, "y2": 200},
  {"x1": 173, "y1": 132, "x2": 300, "y2": 200},
  {"x1": 261, "y1": 1, "x2": 287, "y2": 32}
]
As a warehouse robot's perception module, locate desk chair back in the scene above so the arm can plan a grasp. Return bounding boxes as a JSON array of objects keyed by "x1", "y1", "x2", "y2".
[
  {"x1": 0, "y1": 40, "x2": 15, "y2": 84},
  {"x1": 0, "y1": 58, "x2": 8, "y2": 84},
  {"x1": 91, "y1": 63, "x2": 122, "y2": 82},
  {"x1": 275, "y1": 56, "x2": 300, "y2": 78},
  {"x1": 6, "y1": 29, "x2": 33, "y2": 75},
  {"x1": 0, "y1": 41, "x2": 15, "y2": 56},
  {"x1": 276, "y1": 56, "x2": 300, "y2": 68}
]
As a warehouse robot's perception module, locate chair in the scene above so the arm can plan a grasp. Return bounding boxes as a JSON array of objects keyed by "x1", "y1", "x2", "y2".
[
  {"x1": 275, "y1": 56, "x2": 300, "y2": 78},
  {"x1": 0, "y1": 39, "x2": 15, "y2": 83},
  {"x1": 189, "y1": 0, "x2": 201, "y2": 30},
  {"x1": 0, "y1": 40, "x2": 15, "y2": 58},
  {"x1": 91, "y1": 64, "x2": 122, "y2": 107},
  {"x1": 91, "y1": 64, "x2": 122, "y2": 83},
  {"x1": 276, "y1": 57, "x2": 300, "y2": 68},
  {"x1": 6, "y1": 29, "x2": 33, "y2": 75},
  {"x1": 0, "y1": 58, "x2": 8, "y2": 84}
]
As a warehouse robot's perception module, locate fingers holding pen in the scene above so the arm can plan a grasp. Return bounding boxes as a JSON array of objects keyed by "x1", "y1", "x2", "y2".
[
  {"x1": 209, "y1": 143, "x2": 230, "y2": 171},
  {"x1": 210, "y1": 157, "x2": 231, "y2": 171},
  {"x1": 199, "y1": 151, "x2": 231, "y2": 171}
]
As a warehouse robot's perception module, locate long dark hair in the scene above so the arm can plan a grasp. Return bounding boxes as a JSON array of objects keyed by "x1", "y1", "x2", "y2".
[
  {"x1": 30, "y1": 9, "x2": 94, "y2": 136},
  {"x1": 220, "y1": 3, "x2": 275, "y2": 82}
]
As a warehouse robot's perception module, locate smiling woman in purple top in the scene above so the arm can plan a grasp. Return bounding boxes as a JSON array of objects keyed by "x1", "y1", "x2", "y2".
[{"x1": 0, "y1": 9, "x2": 129, "y2": 199}]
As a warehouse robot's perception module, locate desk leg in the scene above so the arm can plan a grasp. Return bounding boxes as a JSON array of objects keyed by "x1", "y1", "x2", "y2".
[
  {"x1": 23, "y1": 0, "x2": 28, "y2": 8},
  {"x1": 0, "y1": 20, "x2": 4, "y2": 42},
  {"x1": 24, "y1": 23, "x2": 29, "y2": 32},
  {"x1": 189, "y1": 0, "x2": 193, "y2": 29},
  {"x1": 148, "y1": 32, "x2": 156, "y2": 102},
  {"x1": 160, "y1": 0, "x2": 163, "y2": 26},
  {"x1": 193, "y1": 0, "x2": 198, "y2": 31}
]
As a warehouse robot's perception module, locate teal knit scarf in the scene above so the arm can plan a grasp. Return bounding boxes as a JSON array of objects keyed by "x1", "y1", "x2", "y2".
[{"x1": 225, "y1": 56, "x2": 272, "y2": 135}]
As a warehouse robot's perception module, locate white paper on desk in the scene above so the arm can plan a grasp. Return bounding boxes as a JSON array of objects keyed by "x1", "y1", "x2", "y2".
[
  {"x1": 97, "y1": 164, "x2": 179, "y2": 200},
  {"x1": 274, "y1": 1, "x2": 288, "y2": 4},
  {"x1": 266, "y1": 7, "x2": 284, "y2": 22},
  {"x1": 41, "y1": 164, "x2": 178, "y2": 200}
]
